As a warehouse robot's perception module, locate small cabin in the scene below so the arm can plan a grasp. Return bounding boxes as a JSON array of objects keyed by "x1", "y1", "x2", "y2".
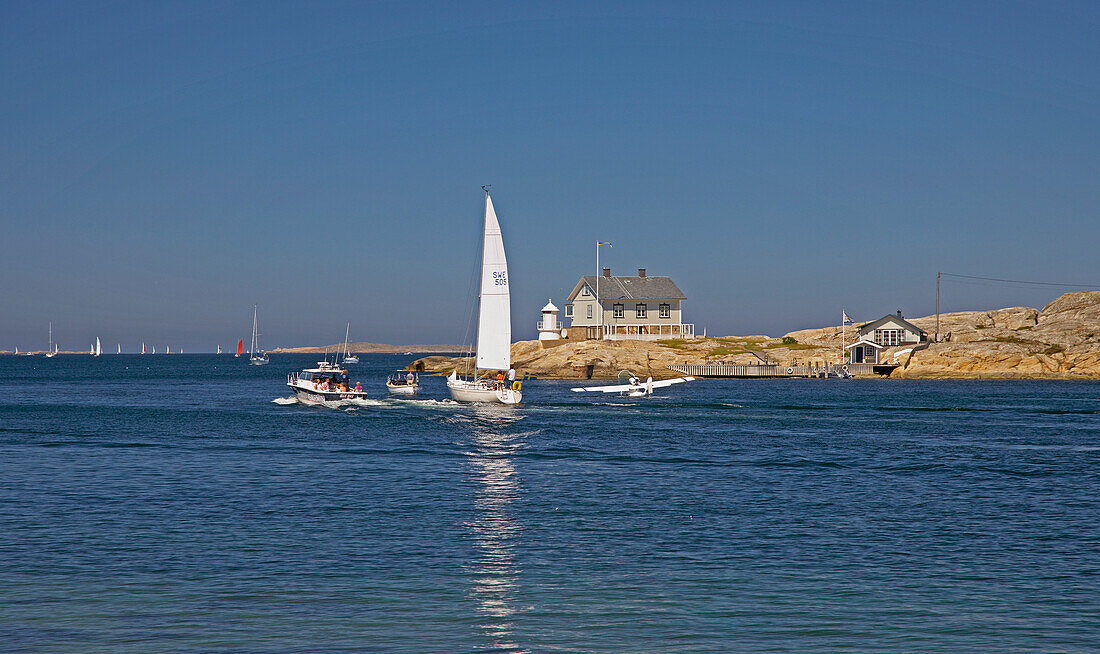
[{"x1": 856, "y1": 311, "x2": 927, "y2": 347}]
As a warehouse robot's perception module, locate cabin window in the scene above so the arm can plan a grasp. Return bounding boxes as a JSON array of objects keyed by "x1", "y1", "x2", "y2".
[
  {"x1": 659, "y1": 303, "x2": 670, "y2": 319},
  {"x1": 565, "y1": 304, "x2": 573, "y2": 317},
  {"x1": 636, "y1": 303, "x2": 647, "y2": 319},
  {"x1": 874, "y1": 329, "x2": 901, "y2": 346},
  {"x1": 587, "y1": 304, "x2": 593, "y2": 319},
  {"x1": 581, "y1": 286, "x2": 590, "y2": 296},
  {"x1": 613, "y1": 303, "x2": 624, "y2": 318}
]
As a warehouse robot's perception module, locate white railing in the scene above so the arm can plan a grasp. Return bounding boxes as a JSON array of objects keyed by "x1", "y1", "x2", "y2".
[{"x1": 601, "y1": 323, "x2": 695, "y2": 340}]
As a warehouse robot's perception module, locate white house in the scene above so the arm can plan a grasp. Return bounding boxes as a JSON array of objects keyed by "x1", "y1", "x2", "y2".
[
  {"x1": 564, "y1": 268, "x2": 693, "y2": 340},
  {"x1": 846, "y1": 311, "x2": 927, "y2": 364}
]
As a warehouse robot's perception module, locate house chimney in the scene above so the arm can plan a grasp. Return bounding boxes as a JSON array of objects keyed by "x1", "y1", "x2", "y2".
[
  {"x1": 638, "y1": 268, "x2": 646, "y2": 278},
  {"x1": 896, "y1": 309, "x2": 902, "y2": 317},
  {"x1": 603, "y1": 267, "x2": 611, "y2": 277}
]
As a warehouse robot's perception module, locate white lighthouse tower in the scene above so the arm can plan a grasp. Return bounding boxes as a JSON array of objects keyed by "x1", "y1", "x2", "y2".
[{"x1": 538, "y1": 299, "x2": 562, "y2": 341}]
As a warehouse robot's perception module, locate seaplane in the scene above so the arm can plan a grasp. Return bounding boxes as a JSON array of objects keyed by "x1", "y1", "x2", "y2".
[{"x1": 571, "y1": 371, "x2": 695, "y2": 398}]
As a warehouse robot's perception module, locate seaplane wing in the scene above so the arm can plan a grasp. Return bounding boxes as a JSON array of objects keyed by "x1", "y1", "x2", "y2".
[
  {"x1": 648, "y1": 376, "x2": 695, "y2": 389},
  {"x1": 570, "y1": 376, "x2": 695, "y2": 393}
]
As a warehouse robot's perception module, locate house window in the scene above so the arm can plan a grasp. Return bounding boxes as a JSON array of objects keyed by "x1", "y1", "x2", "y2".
[
  {"x1": 636, "y1": 303, "x2": 647, "y2": 319},
  {"x1": 613, "y1": 303, "x2": 624, "y2": 318},
  {"x1": 581, "y1": 286, "x2": 590, "y2": 296},
  {"x1": 565, "y1": 304, "x2": 573, "y2": 317},
  {"x1": 587, "y1": 304, "x2": 593, "y2": 319},
  {"x1": 659, "y1": 303, "x2": 670, "y2": 319},
  {"x1": 874, "y1": 329, "x2": 901, "y2": 346}
]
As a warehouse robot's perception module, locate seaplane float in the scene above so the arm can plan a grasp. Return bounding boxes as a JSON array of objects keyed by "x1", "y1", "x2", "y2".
[{"x1": 571, "y1": 371, "x2": 695, "y2": 397}]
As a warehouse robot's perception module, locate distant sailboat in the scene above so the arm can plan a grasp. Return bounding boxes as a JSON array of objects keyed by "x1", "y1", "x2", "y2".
[
  {"x1": 217, "y1": 345, "x2": 222, "y2": 355},
  {"x1": 446, "y1": 189, "x2": 521, "y2": 404},
  {"x1": 249, "y1": 306, "x2": 269, "y2": 365},
  {"x1": 94, "y1": 337, "x2": 101, "y2": 357},
  {"x1": 152, "y1": 345, "x2": 156, "y2": 354},
  {"x1": 142, "y1": 343, "x2": 147, "y2": 355},
  {"x1": 45, "y1": 322, "x2": 57, "y2": 357},
  {"x1": 342, "y1": 322, "x2": 359, "y2": 364},
  {"x1": 235, "y1": 339, "x2": 244, "y2": 358},
  {"x1": 117, "y1": 344, "x2": 121, "y2": 354},
  {"x1": 166, "y1": 346, "x2": 171, "y2": 354}
]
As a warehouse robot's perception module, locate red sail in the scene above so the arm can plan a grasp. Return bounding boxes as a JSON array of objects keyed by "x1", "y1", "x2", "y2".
[{"x1": 236, "y1": 339, "x2": 244, "y2": 355}]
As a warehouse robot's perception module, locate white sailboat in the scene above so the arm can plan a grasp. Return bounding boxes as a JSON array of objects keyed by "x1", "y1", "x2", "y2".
[
  {"x1": 94, "y1": 337, "x2": 101, "y2": 357},
  {"x1": 152, "y1": 345, "x2": 156, "y2": 354},
  {"x1": 45, "y1": 322, "x2": 57, "y2": 357},
  {"x1": 142, "y1": 343, "x2": 147, "y2": 355},
  {"x1": 217, "y1": 345, "x2": 222, "y2": 355},
  {"x1": 250, "y1": 305, "x2": 269, "y2": 365},
  {"x1": 446, "y1": 189, "x2": 521, "y2": 404},
  {"x1": 117, "y1": 344, "x2": 121, "y2": 354},
  {"x1": 342, "y1": 323, "x2": 359, "y2": 364}
]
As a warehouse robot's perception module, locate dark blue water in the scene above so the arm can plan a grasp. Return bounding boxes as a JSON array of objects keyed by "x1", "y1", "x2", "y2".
[{"x1": 1, "y1": 354, "x2": 1097, "y2": 653}]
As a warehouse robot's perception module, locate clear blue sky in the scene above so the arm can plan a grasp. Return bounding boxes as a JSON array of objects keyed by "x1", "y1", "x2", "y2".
[{"x1": 2, "y1": 1, "x2": 1097, "y2": 350}]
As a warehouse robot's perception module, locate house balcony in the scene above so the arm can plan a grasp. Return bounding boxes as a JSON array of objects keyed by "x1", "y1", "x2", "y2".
[{"x1": 599, "y1": 323, "x2": 695, "y2": 341}]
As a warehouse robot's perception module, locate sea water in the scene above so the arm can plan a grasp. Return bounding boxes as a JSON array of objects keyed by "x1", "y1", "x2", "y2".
[{"x1": 1, "y1": 354, "x2": 1097, "y2": 652}]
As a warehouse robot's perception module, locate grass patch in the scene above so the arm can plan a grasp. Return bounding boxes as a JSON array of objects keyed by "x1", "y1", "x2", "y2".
[
  {"x1": 657, "y1": 339, "x2": 690, "y2": 349},
  {"x1": 707, "y1": 346, "x2": 742, "y2": 358}
]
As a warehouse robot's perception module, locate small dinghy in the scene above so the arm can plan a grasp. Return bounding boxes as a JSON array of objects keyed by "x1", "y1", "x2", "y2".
[{"x1": 386, "y1": 371, "x2": 419, "y2": 395}]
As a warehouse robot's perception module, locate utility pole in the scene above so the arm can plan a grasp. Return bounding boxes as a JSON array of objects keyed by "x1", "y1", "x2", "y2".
[{"x1": 935, "y1": 271, "x2": 941, "y2": 343}]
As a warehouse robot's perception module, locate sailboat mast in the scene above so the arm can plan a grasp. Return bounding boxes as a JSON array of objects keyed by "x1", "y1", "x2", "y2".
[
  {"x1": 250, "y1": 306, "x2": 258, "y2": 356},
  {"x1": 344, "y1": 322, "x2": 350, "y2": 358}
]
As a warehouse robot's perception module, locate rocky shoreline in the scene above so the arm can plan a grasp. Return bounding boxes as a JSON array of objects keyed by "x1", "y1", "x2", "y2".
[{"x1": 410, "y1": 292, "x2": 1100, "y2": 380}]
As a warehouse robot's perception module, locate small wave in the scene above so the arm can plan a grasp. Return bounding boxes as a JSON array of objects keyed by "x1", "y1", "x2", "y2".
[{"x1": 272, "y1": 397, "x2": 299, "y2": 405}]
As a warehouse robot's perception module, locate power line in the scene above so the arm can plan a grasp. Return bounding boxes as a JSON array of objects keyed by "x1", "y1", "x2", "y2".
[{"x1": 940, "y1": 272, "x2": 1099, "y2": 289}]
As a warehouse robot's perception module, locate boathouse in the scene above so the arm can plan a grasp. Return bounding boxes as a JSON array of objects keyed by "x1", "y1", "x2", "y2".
[{"x1": 565, "y1": 268, "x2": 693, "y2": 340}]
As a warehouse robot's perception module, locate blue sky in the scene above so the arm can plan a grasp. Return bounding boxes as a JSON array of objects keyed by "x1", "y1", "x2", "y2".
[{"x1": 2, "y1": 1, "x2": 1097, "y2": 350}]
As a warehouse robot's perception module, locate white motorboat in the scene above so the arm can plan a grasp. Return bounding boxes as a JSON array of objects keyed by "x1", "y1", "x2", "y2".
[
  {"x1": 249, "y1": 306, "x2": 269, "y2": 365},
  {"x1": 446, "y1": 189, "x2": 522, "y2": 405},
  {"x1": 287, "y1": 361, "x2": 367, "y2": 402},
  {"x1": 386, "y1": 371, "x2": 419, "y2": 395}
]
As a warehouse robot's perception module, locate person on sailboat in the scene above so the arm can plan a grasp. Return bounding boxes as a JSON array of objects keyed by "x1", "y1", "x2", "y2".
[{"x1": 508, "y1": 368, "x2": 516, "y2": 383}]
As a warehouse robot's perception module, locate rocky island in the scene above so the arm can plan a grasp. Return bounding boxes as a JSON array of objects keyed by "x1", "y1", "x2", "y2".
[{"x1": 410, "y1": 292, "x2": 1100, "y2": 379}]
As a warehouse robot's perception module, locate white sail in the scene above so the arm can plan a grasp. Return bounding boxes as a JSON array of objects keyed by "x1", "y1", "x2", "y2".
[
  {"x1": 152, "y1": 345, "x2": 156, "y2": 354},
  {"x1": 95, "y1": 337, "x2": 101, "y2": 357},
  {"x1": 142, "y1": 343, "x2": 146, "y2": 354},
  {"x1": 117, "y1": 344, "x2": 121, "y2": 354},
  {"x1": 475, "y1": 192, "x2": 511, "y2": 371}
]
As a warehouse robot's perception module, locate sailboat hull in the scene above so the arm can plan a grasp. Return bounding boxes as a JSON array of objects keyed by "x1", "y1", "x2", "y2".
[{"x1": 446, "y1": 378, "x2": 522, "y2": 405}]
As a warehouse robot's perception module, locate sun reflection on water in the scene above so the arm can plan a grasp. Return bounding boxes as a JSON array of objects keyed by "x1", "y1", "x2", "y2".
[{"x1": 464, "y1": 409, "x2": 528, "y2": 652}]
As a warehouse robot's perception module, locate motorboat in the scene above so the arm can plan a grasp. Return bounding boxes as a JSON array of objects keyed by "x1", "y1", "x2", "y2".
[
  {"x1": 386, "y1": 371, "x2": 419, "y2": 395},
  {"x1": 287, "y1": 361, "x2": 368, "y2": 402},
  {"x1": 446, "y1": 189, "x2": 522, "y2": 405}
]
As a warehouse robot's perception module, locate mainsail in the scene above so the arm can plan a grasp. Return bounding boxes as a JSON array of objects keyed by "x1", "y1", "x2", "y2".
[
  {"x1": 94, "y1": 337, "x2": 101, "y2": 357},
  {"x1": 475, "y1": 192, "x2": 511, "y2": 372}
]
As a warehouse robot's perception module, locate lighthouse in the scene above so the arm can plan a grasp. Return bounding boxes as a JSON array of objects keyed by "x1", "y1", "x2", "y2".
[{"x1": 538, "y1": 299, "x2": 562, "y2": 341}]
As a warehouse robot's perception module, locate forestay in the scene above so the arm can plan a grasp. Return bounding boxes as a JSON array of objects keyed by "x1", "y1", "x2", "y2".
[{"x1": 475, "y1": 193, "x2": 511, "y2": 371}]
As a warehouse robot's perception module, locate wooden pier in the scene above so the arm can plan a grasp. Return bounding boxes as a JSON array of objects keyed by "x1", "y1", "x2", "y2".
[{"x1": 667, "y1": 363, "x2": 897, "y2": 378}]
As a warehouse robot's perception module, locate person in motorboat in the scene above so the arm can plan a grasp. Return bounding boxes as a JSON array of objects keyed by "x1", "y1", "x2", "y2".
[
  {"x1": 406, "y1": 371, "x2": 414, "y2": 385},
  {"x1": 354, "y1": 381, "x2": 363, "y2": 392}
]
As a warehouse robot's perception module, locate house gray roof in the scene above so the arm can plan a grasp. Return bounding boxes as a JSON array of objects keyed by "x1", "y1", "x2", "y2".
[
  {"x1": 857, "y1": 314, "x2": 926, "y2": 335},
  {"x1": 567, "y1": 275, "x2": 686, "y2": 302}
]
